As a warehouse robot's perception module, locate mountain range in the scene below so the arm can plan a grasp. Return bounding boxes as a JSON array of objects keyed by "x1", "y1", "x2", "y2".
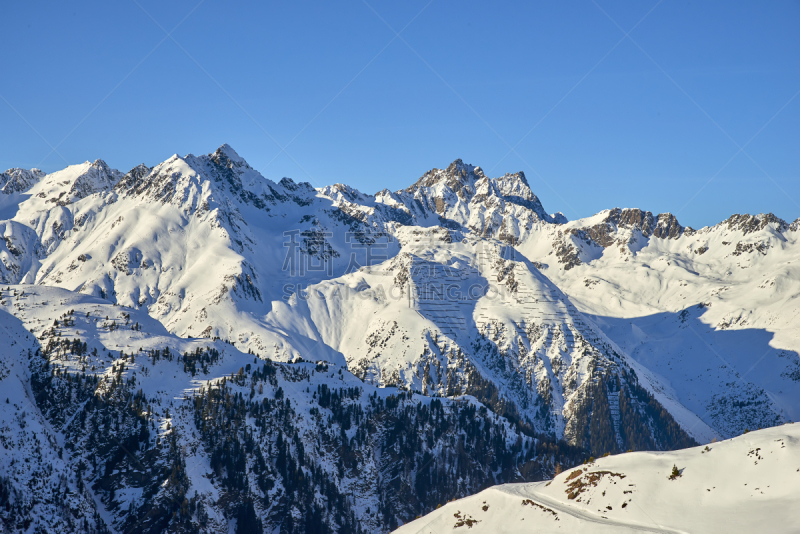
[{"x1": 1, "y1": 144, "x2": 798, "y2": 533}]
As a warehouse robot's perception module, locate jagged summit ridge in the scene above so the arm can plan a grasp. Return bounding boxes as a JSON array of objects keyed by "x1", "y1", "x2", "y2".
[
  {"x1": 214, "y1": 142, "x2": 247, "y2": 165},
  {"x1": 313, "y1": 157, "x2": 565, "y2": 241},
  {"x1": 405, "y1": 158, "x2": 486, "y2": 198},
  {"x1": 113, "y1": 144, "x2": 317, "y2": 213},
  {"x1": 0, "y1": 167, "x2": 45, "y2": 194},
  {"x1": 399, "y1": 158, "x2": 552, "y2": 223}
]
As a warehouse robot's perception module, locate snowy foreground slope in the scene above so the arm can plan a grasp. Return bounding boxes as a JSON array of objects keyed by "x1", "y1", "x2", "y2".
[{"x1": 395, "y1": 423, "x2": 800, "y2": 534}]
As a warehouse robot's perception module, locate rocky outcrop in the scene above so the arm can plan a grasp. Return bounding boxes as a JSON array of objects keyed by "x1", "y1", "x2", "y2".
[
  {"x1": 405, "y1": 158, "x2": 484, "y2": 201},
  {"x1": 66, "y1": 159, "x2": 121, "y2": 202},
  {"x1": 113, "y1": 163, "x2": 151, "y2": 192},
  {"x1": 725, "y1": 213, "x2": 788, "y2": 235},
  {"x1": 582, "y1": 208, "x2": 686, "y2": 247},
  {"x1": 548, "y1": 208, "x2": 689, "y2": 269},
  {"x1": 0, "y1": 167, "x2": 45, "y2": 194}
]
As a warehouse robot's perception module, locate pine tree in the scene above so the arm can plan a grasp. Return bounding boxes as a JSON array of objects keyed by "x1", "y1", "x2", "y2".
[{"x1": 669, "y1": 464, "x2": 681, "y2": 480}]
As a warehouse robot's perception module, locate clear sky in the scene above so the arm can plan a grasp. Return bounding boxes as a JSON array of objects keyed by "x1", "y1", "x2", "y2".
[{"x1": 2, "y1": 1, "x2": 798, "y2": 228}]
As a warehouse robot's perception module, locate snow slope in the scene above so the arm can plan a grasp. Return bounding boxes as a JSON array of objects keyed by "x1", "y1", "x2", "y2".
[
  {"x1": 395, "y1": 422, "x2": 800, "y2": 534},
  {"x1": 269, "y1": 224, "x2": 715, "y2": 447},
  {"x1": 0, "y1": 149, "x2": 709, "y2": 452}
]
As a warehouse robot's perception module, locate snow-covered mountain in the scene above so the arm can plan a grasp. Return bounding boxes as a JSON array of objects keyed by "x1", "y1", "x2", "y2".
[
  {"x1": 517, "y1": 210, "x2": 800, "y2": 437},
  {"x1": 0, "y1": 146, "x2": 798, "y2": 532},
  {"x1": 0, "y1": 285, "x2": 583, "y2": 533},
  {"x1": 395, "y1": 422, "x2": 800, "y2": 534}
]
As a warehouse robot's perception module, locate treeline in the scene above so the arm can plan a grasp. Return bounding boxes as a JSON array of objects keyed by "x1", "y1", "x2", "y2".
[
  {"x1": 188, "y1": 361, "x2": 586, "y2": 533},
  {"x1": 29, "y1": 345, "x2": 206, "y2": 534},
  {"x1": 24, "y1": 340, "x2": 590, "y2": 534},
  {"x1": 570, "y1": 369, "x2": 697, "y2": 456}
]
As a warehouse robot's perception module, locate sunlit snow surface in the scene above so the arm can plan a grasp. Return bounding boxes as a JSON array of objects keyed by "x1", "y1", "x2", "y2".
[{"x1": 396, "y1": 423, "x2": 800, "y2": 534}]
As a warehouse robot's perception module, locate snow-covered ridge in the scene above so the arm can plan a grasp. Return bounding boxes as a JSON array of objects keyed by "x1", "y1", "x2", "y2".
[
  {"x1": 315, "y1": 158, "x2": 561, "y2": 238},
  {"x1": 395, "y1": 422, "x2": 800, "y2": 534},
  {"x1": 0, "y1": 167, "x2": 45, "y2": 194},
  {"x1": 115, "y1": 144, "x2": 316, "y2": 212}
]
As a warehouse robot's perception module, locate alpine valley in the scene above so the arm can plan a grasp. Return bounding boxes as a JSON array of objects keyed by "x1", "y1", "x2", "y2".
[{"x1": 0, "y1": 145, "x2": 798, "y2": 533}]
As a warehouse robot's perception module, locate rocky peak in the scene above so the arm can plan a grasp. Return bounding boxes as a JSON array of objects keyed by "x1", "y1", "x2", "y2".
[
  {"x1": 128, "y1": 163, "x2": 151, "y2": 180},
  {"x1": 445, "y1": 158, "x2": 483, "y2": 180},
  {"x1": 495, "y1": 170, "x2": 529, "y2": 189},
  {"x1": 114, "y1": 154, "x2": 184, "y2": 201},
  {"x1": 0, "y1": 167, "x2": 46, "y2": 194},
  {"x1": 570, "y1": 208, "x2": 686, "y2": 250},
  {"x1": 205, "y1": 145, "x2": 248, "y2": 194},
  {"x1": 606, "y1": 208, "x2": 654, "y2": 233},
  {"x1": 725, "y1": 213, "x2": 788, "y2": 235},
  {"x1": 90, "y1": 158, "x2": 111, "y2": 171},
  {"x1": 489, "y1": 171, "x2": 548, "y2": 211},
  {"x1": 66, "y1": 159, "x2": 121, "y2": 201},
  {"x1": 202, "y1": 145, "x2": 312, "y2": 208},
  {"x1": 405, "y1": 158, "x2": 486, "y2": 201},
  {"x1": 371, "y1": 159, "x2": 564, "y2": 230},
  {"x1": 600, "y1": 208, "x2": 685, "y2": 239},
  {"x1": 653, "y1": 212, "x2": 686, "y2": 239},
  {"x1": 277, "y1": 177, "x2": 316, "y2": 206},
  {"x1": 467, "y1": 170, "x2": 554, "y2": 225},
  {"x1": 113, "y1": 147, "x2": 317, "y2": 213},
  {"x1": 210, "y1": 143, "x2": 248, "y2": 169},
  {"x1": 279, "y1": 177, "x2": 300, "y2": 191},
  {"x1": 318, "y1": 183, "x2": 366, "y2": 204},
  {"x1": 114, "y1": 164, "x2": 152, "y2": 192}
]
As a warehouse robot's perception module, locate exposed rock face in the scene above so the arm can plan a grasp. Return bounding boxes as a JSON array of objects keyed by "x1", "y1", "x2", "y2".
[
  {"x1": 581, "y1": 208, "x2": 686, "y2": 247},
  {"x1": 357, "y1": 160, "x2": 563, "y2": 245},
  {"x1": 66, "y1": 159, "x2": 121, "y2": 202},
  {"x1": 113, "y1": 163, "x2": 151, "y2": 192},
  {"x1": 726, "y1": 213, "x2": 789, "y2": 235},
  {"x1": 0, "y1": 167, "x2": 45, "y2": 194},
  {"x1": 405, "y1": 158, "x2": 485, "y2": 202},
  {"x1": 318, "y1": 182, "x2": 368, "y2": 204},
  {"x1": 544, "y1": 208, "x2": 691, "y2": 269},
  {"x1": 653, "y1": 212, "x2": 687, "y2": 238},
  {"x1": 553, "y1": 229, "x2": 592, "y2": 270}
]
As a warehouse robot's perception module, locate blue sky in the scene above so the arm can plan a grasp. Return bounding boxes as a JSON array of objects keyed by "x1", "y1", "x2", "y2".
[{"x1": 2, "y1": 0, "x2": 798, "y2": 228}]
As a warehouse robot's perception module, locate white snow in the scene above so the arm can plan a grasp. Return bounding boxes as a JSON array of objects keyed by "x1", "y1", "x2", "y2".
[{"x1": 395, "y1": 423, "x2": 800, "y2": 534}]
